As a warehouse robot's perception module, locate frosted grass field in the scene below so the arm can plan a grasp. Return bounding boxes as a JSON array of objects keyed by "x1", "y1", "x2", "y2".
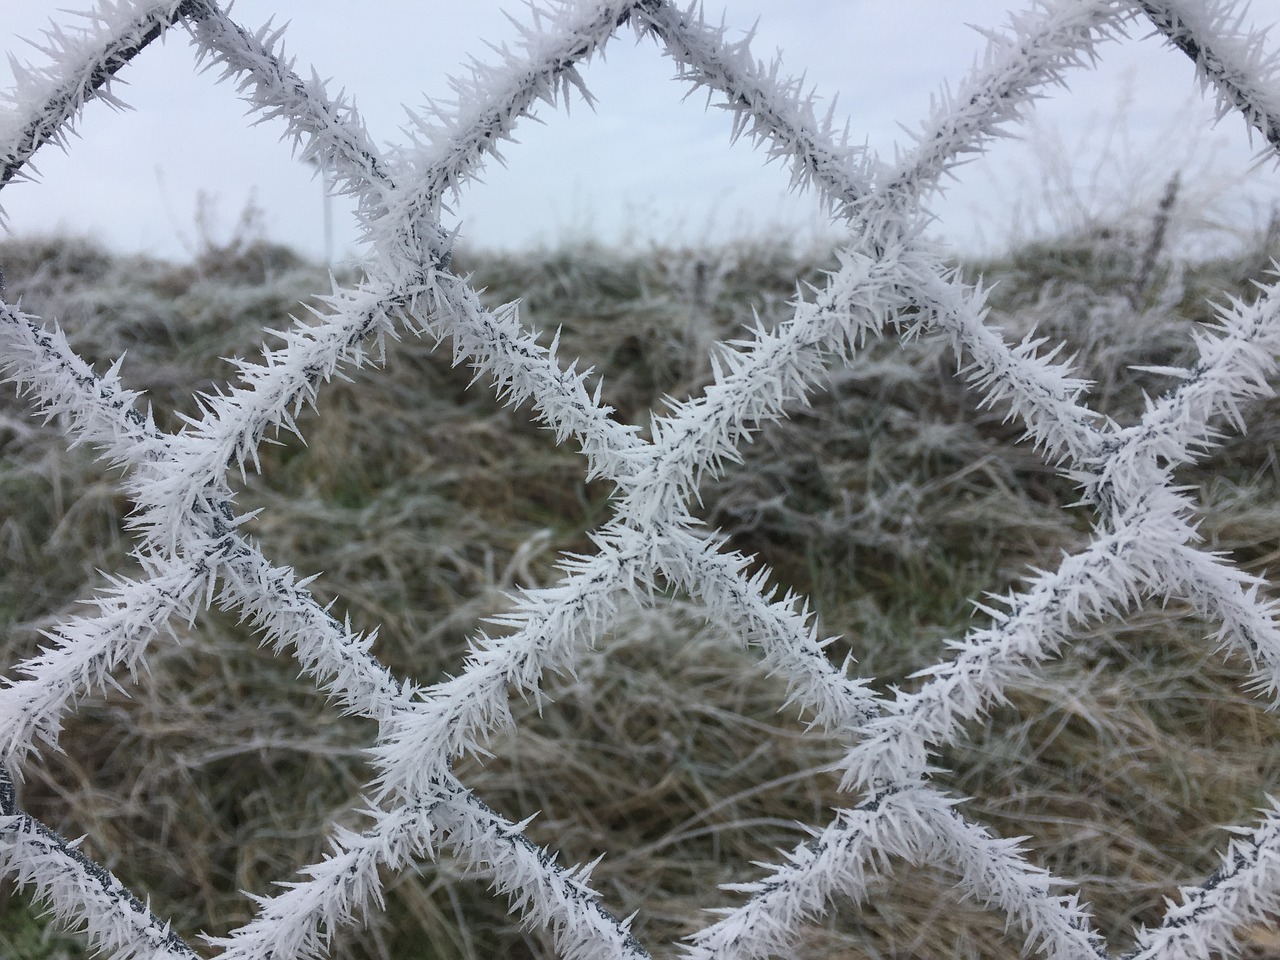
[{"x1": 2, "y1": 210, "x2": 1280, "y2": 957}]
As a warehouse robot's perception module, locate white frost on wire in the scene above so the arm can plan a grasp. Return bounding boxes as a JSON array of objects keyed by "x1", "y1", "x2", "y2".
[{"x1": 1, "y1": 0, "x2": 1280, "y2": 958}]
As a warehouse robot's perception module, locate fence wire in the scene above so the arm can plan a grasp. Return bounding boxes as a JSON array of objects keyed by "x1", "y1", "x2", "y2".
[{"x1": 2, "y1": 1, "x2": 1280, "y2": 958}]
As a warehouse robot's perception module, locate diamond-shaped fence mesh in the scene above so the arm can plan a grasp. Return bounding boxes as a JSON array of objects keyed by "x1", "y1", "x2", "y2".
[{"x1": 2, "y1": 1, "x2": 1280, "y2": 958}]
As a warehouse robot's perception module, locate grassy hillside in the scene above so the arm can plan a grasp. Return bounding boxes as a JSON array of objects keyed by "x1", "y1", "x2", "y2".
[{"x1": 1, "y1": 218, "x2": 1279, "y2": 958}]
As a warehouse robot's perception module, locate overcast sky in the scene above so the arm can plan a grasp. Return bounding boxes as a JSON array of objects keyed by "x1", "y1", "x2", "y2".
[{"x1": 3, "y1": 1, "x2": 1279, "y2": 264}]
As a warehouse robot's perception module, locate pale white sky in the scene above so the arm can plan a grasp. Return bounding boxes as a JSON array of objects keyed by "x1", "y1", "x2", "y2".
[{"x1": 3, "y1": 0, "x2": 1279, "y2": 264}]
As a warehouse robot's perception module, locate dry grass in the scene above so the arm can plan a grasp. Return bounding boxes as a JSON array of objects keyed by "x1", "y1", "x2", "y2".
[{"x1": 2, "y1": 213, "x2": 1280, "y2": 958}]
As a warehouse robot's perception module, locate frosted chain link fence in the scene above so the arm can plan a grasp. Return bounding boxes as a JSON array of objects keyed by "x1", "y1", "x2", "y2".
[{"x1": 1, "y1": 0, "x2": 1279, "y2": 957}]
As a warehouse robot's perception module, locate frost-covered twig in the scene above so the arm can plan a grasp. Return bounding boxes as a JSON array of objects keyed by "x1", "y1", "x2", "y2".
[
  {"x1": 177, "y1": 0, "x2": 409, "y2": 248},
  {"x1": 642, "y1": 0, "x2": 1115, "y2": 463},
  {"x1": 396, "y1": 0, "x2": 651, "y2": 223},
  {"x1": 684, "y1": 784, "x2": 1106, "y2": 960},
  {"x1": 209, "y1": 782, "x2": 650, "y2": 960},
  {"x1": 0, "y1": 0, "x2": 189, "y2": 195},
  {"x1": 0, "y1": 766, "x2": 200, "y2": 960},
  {"x1": 1137, "y1": 0, "x2": 1280, "y2": 154},
  {"x1": 840, "y1": 523, "x2": 1147, "y2": 792},
  {"x1": 1092, "y1": 274, "x2": 1280, "y2": 485},
  {"x1": 0, "y1": 296, "x2": 645, "y2": 956},
  {"x1": 1125, "y1": 799, "x2": 1280, "y2": 960}
]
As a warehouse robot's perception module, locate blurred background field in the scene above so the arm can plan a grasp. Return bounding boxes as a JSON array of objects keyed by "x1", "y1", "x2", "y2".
[{"x1": 2, "y1": 194, "x2": 1280, "y2": 958}]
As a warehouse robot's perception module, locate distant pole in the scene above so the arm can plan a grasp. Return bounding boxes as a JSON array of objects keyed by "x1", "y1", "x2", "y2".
[{"x1": 322, "y1": 163, "x2": 334, "y2": 269}]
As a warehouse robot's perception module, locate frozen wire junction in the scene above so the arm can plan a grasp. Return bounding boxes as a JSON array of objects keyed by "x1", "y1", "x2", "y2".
[{"x1": 2, "y1": 0, "x2": 1280, "y2": 957}]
